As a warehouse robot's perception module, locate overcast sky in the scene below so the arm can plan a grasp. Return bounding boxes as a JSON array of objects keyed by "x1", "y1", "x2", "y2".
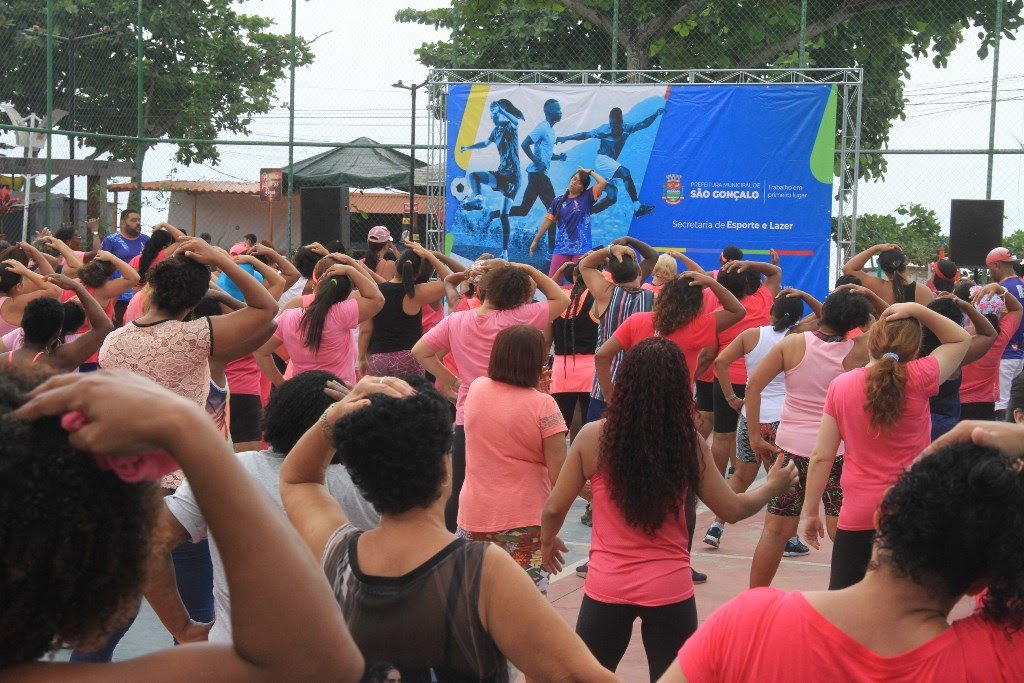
[{"x1": 31, "y1": 0, "x2": 1024, "y2": 236}]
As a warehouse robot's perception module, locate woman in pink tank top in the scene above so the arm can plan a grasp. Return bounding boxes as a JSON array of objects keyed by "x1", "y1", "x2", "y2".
[
  {"x1": 744, "y1": 287, "x2": 873, "y2": 589},
  {"x1": 541, "y1": 337, "x2": 797, "y2": 680}
]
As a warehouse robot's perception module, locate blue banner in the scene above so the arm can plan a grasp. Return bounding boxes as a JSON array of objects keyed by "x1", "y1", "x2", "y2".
[{"x1": 446, "y1": 83, "x2": 836, "y2": 297}]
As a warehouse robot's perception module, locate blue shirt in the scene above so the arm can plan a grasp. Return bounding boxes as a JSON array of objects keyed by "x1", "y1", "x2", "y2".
[
  {"x1": 101, "y1": 232, "x2": 150, "y2": 302},
  {"x1": 217, "y1": 264, "x2": 263, "y2": 301},
  {"x1": 526, "y1": 120, "x2": 554, "y2": 173},
  {"x1": 547, "y1": 189, "x2": 596, "y2": 256},
  {"x1": 1001, "y1": 276, "x2": 1024, "y2": 359}
]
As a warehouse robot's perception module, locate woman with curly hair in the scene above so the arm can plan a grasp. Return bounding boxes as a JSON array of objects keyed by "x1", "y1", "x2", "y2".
[
  {"x1": 280, "y1": 375, "x2": 617, "y2": 682},
  {"x1": 594, "y1": 271, "x2": 744, "y2": 400},
  {"x1": 800, "y1": 302, "x2": 969, "y2": 590},
  {"x1": 666, "y1": 426, "x2": 1024, "y2": 682},
  {"x1": 541, "y1": 337, "x2": 798, "y2": 680},
  {"x1": 0, "y1": 369, "x2": 363, "y2": 680}
]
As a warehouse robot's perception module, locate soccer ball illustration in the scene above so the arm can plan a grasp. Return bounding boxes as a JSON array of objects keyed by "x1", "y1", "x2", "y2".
[{"x1": 450, "y1": 176, "x2": 471, "y2": 202}]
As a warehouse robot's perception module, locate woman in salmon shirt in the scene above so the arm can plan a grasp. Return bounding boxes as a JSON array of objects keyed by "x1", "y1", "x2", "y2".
[
  {"x1": 541, "y1": 337, "x2": 797, "y2": 681},
  {"x1": 662, "y1": 427, "x2": 1024, "y2": 683},
  {"x1": 459, "y1": 325, "x2": 568, "y2": 594},
  {"x1": 801, "y1": 302, "x2": 970, "y2": 590}
]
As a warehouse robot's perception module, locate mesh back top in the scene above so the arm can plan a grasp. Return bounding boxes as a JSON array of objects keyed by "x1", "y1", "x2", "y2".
[{"x1": 322, "y1": 524, "x2": 509, "y2": 683}]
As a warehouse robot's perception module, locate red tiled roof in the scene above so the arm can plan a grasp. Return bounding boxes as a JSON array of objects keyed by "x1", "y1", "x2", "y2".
[{"x1": 107, "y1": 180, "x2": 259, "y2": 195}]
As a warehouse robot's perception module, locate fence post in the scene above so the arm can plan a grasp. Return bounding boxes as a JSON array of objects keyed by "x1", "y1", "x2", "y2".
[
  {"x1": 44, "y1": 0, "x2": 53, "y2": 229},
  {"x1": 798, "y1": 0, "x2": 808, "y2": 68},
  {"x1": 134, "y1": 0, "x2": 144, "y2": 210},
  {"x1": 611, "y1": 0, "x2": 619, "y2": 77},
  {"x1": 986, "y1": 0, "x2": 1003, "y2": 199},
  {"x1": 451, "y1": 0, "x2": 460, "y2": 68},
  {"x1": 286, "y1": 0, "x2": 297, "y2": 254}
]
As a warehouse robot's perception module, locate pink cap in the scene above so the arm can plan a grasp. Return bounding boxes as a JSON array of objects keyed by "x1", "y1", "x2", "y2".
[
  {"x1": 229, "y1": 242, "x2": 248, "y2": 256},
  {"x1": 986, "y1": 247, "x2": 1017, "y2": 265},
  {"x1": 367, "y1": 226, "x2": 392, "y2": 244}
]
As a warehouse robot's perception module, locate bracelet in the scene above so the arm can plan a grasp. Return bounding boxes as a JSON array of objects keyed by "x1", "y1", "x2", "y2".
[
  {"x1": 318, "y1": 406, "x2": 335, "y2": 439},
  {"x1": 726, "y1": 394, "x2": 738, "y2": 402}
]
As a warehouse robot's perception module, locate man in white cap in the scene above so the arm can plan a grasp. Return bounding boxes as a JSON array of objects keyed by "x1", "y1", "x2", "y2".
[{"x1": 986, "y1": 246, "x2": 1024, "y2": 417}]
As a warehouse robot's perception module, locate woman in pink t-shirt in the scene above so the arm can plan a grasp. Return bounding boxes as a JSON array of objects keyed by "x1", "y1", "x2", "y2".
[
  {"x1": 459, "y1": 325, "x2": 568, "y2": 594},
  {"x1": 255, "y1": 260, "x2": 384, "y2": 386},
  {"x1": 663, "y1": 433, "x2": 1024, "y2": 683},
  {"x1": 542, "y1": 337, "x2": 797, "y2": 680},
  {"x1": 801, "y1": 302, "x2": 970, "y2": 590}
]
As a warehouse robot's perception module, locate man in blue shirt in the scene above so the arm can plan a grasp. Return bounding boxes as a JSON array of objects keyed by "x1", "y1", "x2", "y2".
[
  {"x1": 101, "y1": 208, "x2": 149, "y2": 326},
  {"x1": 986, "y1": 247, "x2": 1024, "y2": 418}
]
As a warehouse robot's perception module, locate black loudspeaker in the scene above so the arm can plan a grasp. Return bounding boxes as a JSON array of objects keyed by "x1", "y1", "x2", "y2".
[
  {"x1": 300, "y1": 187, "x2": 342, "y2": 246},
  {"x1": 949, "y1": 199, "x2": 1004, "y2": 267}
]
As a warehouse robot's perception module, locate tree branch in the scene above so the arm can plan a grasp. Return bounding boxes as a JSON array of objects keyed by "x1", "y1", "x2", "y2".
[
  {"x1": 558, "y1": 0, "x2": 615, "y2": 35},
  {"x1": 635, "y1": 0, "x2": 708, "y2": 47},
  {"x1": 740, "y1": 0, "x2": 917, "y2": 67}
]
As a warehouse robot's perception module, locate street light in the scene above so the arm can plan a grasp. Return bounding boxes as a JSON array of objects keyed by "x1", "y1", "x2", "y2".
[
  {"x1": 392, "y1": 79, "x2": 426, "y2": 241},
  {"x1": 21, "y1": 24, "x2": 118, "y2": 225}
]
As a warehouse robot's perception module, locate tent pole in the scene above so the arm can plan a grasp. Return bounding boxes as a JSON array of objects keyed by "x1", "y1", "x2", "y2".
[{"x1": 190, "y1": 193, "x2": 197, "y2": 236}]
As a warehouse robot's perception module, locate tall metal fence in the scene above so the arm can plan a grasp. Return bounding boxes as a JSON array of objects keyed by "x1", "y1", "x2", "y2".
[{"x1": 1, "y1": 0, "x2": 1022, "y2": 256}]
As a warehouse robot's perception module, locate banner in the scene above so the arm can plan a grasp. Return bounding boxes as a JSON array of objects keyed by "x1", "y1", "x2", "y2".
[{"x1": 446, "y1": 83, "x2": 836, "y2": 297}]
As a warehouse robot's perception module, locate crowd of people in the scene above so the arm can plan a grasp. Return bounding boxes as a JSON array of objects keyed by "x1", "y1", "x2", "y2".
[{"x1": 1, "y1": 211, "x2": 1023, "y2": 682}]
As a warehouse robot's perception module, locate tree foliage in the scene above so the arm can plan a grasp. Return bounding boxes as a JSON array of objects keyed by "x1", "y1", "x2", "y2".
[
  {"x1": 1, "y1": 0, "x2": 313, "y2": 166},
  {"x1": 834, "y1": 203, "x2": 944, "y2": 265},
  {"x1": 397, "y1": 0, "x2": 1023, "y2": 180}
]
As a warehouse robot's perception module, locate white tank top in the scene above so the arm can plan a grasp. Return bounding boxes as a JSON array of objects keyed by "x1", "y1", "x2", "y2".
[{"x1": 741, "y1": 325, "x2": 787, "y2": 423}]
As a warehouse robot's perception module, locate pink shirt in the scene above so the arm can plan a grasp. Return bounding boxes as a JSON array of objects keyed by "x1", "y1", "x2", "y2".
[
  {"x1": 420, "y1": 301, "x2": 549, "y2": 424},
  {"x1": 961, "y1": 312, "x2": 1021, "y2": 404},
  {"x1": 459, "y1": 378, "x2": 567, "y2": 531},
  {"x1": 421, "y1": 302, "x2": 444, "y2": 334},
  {"x1": 586, "y1": 468, "x2": 692, "y2": 607},
  {"x1": 775, "y1": 332, "x2": 855, "y2": 458},
  {"x1": 717, "y1": 287, "x2": 774, "y2": 385},
  {"x1": 677, "y1": 588, "x2": 1024, "y2": 682},
  {"x1": 225, "y1": 354, "x2": 262, "y2": 396},
  {"x1": 614, "y1": 311, "x2": 716, "y2": 387},
  {"x1": 695, "y1": 288, "x2": 719, "y2": 383},
  {"x1": 273, "y1": 298, "x2": 359, "y2": 384},
  {"x1": 123, "y1": 287, "x2": 149, "y2": 324},
  {"x1": 824, "y1": 356, "x2": 939, "y2": 531},
  {"x1": 0, "y1": 297, "x2": 20, "y2": 336}
]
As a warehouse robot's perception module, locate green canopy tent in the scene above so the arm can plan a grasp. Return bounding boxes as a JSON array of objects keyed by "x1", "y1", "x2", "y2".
[{"x1": 282, "y1": 137, "x2": 428, "y2": 246}]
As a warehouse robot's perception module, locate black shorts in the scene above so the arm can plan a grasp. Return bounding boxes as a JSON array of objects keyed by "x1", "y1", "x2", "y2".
[
  {"x1": 494, "y1": 171, "x2": 520, "y2": 199},
  {"x1": 695, "y1": 380, "x2": 714, "y2": 413},
  {"x1": 228, "y1": 393, "x2": 263, "y2": 444},
  {"x1": 712, "y1": 381, "x2": 746, "y2": 434}
]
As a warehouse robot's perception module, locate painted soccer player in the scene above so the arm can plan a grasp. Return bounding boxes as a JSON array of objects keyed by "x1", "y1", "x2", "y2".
[
  {"x1": 556, "y1": 106, "x2": 665, "y2": 219},
  {"x1": 487, "y1": 98, "x2": 567, "y2": 252},
  {"x1": 459, "y1": 99, "x2": 527, "y2": 259}
]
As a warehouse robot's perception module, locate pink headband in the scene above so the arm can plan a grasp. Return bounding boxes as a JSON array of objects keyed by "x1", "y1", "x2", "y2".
[{"x1": 62, "y1": 410, "x2": 178, "y2": 483}]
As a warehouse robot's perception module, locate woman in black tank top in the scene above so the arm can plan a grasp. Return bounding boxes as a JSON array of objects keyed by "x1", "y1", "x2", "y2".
[
  {"x1": 359, "y1": 243, "x2": 453, "y2": 377},
  {"x1": 280, "y1": 376, "x2": 617, "y2": 683}
]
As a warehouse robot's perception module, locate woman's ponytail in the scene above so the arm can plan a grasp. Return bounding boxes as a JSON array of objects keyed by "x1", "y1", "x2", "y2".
[{"x1": 864, "y1": 318, "x2": 922, "y2": 432}]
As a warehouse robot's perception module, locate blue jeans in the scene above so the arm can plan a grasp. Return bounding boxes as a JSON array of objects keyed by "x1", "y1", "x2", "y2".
[
  {"x1": 585, "y1": 396, "x2": 607, "y2": 423},
  {"x1": 69, "y1": 539, "x2": 214, "y2": 662}
]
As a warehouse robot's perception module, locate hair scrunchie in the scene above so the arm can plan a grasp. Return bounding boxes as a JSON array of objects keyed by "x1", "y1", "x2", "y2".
[
  {"x1": 882, "y1": 352, "x2": 900, "y2": 362},
  {"x1": 61, "y1": 410, "x2": 179, "y2": 483}
]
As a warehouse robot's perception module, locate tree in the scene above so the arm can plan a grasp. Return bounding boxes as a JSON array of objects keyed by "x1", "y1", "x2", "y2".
[
  {"x1": 397, "y1": 0, "x2": 1022, "y2": 180},
  {"x1": 1004, "y1": 229, "x2": 1024, "y2": 258},
  {"x1": 1, "y1": 0, "x2": 313, "y2": 169},
  {"x1": 833, "y1": 203, "x2": 943, "y2": 265}
]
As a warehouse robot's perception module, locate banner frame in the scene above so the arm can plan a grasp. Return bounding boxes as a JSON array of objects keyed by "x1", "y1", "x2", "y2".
[{"x1": 424, "y1": 68, "x2": 863, "y2": 275}]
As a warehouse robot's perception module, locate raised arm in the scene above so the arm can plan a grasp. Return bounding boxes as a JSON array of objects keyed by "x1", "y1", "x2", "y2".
[
  {"x1": 521, "y1": 263, "x2": 570, "y2": 322},
  {"x1": 94, "y1": 250, "x2": 141, "y2": 298},
  {"x1": 686, "y1": 270, "x2": 744, "y2": 331},
  {"x1": 780, "y1": 287, "x2": 823, "y2": 320},
  {"x1": 720, "y1": 259, "x2": 782, "y2": 296},
  {"x1": 18, "y1": 241, "x2": 56, "y2": 277},
  {"x1": 47, "y1": 274, "x2": 114, "y2": 371},
  {"x1": 444, "y1": 271, "x2": 468, "y2": 310},
  {"x1": 1, "y1": 259, "x2": 61, "y2": 301},
  {"x1": 249, "y1": 243, "x2": 301, "y2": 291},
  {"x1": 43, "y1": 236, "x2": 83, "y2": 269},
  {"x1": 667, "y1": 250, "x2": 705, "y2": 275},
  {"x1": 587, "y1": 168, "x2": 607, "y2": 198},
  {"x1": 235, "y1": 254, "x2": 286, "y2": 301},
  {"x1": 11, "y1": 371, "x2": 363, "y2": 682},
  {"x1": 614, "y1": 235, "x2": 659, "y2": 281},
  {"x1": 281, "y1": 377, "x2": 415, "y2": 559},
  {"x1": 944, "y1": 293, "x2": 997, "y2": 365},
  {"x1": 629, "y1": 107, "x2": 665, "y2": 132},
  {"x1": 578, "y1": 248, "x2": 616, "y2": 312},
  {"x1": 322, "y1": 263, "x2": 384, "y2": 322},
  {"x1": 182, "y1": 239, "x2": 278, "y2": 354},
  {"x1": 881, "y1": 302, "x2": 971, "y2": 382}
]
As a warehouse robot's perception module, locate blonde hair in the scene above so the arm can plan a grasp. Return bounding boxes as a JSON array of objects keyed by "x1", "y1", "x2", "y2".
[{"x1": 652, "y1": 254, "x2": 677, "y2": 282}]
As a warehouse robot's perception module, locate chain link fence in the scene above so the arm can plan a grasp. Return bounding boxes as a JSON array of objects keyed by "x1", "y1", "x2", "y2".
[{"x1": 1, "y1": 0, "x2": 1022, "y2": 257}]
